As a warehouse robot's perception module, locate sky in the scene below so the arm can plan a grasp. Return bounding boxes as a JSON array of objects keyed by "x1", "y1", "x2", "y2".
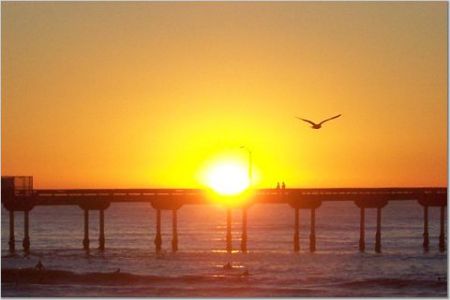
[{"x1": 2, "y1": 2, "x2": 447, "y2": 189}]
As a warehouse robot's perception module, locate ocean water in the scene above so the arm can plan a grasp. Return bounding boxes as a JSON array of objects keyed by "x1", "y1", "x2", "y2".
[{"x1": 1, "y1": 200, "x2": 447, "y2": 297}]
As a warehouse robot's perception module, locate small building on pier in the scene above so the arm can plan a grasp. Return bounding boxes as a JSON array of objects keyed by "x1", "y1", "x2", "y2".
[{"x1": 2, "y1": 176, "x2": 33, "y2": 199}]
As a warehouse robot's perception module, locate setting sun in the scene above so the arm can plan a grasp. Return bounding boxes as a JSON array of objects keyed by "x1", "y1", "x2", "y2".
[{"x1": 203, "y1": 161, "x2": 249, "y2": 195}]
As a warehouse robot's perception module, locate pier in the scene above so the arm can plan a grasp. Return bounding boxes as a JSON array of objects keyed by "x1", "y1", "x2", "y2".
[{"x1": 1, "y1": 176, "x2": 447, "y2": 254}]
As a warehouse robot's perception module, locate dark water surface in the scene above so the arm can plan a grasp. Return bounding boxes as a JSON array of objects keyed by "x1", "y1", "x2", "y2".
[{"x1": 1, "y1": 201, "x2": 447, "y2": 297}]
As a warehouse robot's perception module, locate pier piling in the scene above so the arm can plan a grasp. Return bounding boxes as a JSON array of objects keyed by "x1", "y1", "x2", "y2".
[
  {"x1": 99, "y1": 209, "x2": 105, "y2": 250},
  {"x1": 155, "y1": 209, "x2": 162, "y2": 252},
  {"x1": 355, "y1": 199, "x2": 387, "y2": 253},
  {"x1": 9, "y1": 210, "x2": 15, "y2": 253},
  {"x1": 226, "y1": 208, "x2": 232, "y2": 253},
  {"x1": 375, "y1": 207, "x2": 382, "y2": 253},
  {"x1": 293, "y1": 208, "x2": 300, "y2": 252},
  {"x1": 172, "y1": 209, "x2": 178, "y2": 252},
  {"x1": 439, "y1": 206, "x2": 445, "y2": 252},
  {"x1": 241, "y1": 207, "x2": 248, "y2": 253},
  {"x1": 423, "y1": 206, "x2": 429, "y2": 252},
  {"x1": 359, "y1": 207, "x2": 365, "y2": 252},
  {"x1": 310, "y1": 208, "x2": 316, "y2": 252},
  {"x1": 83, "y1": 209, "x2": 90, "y2": 250},
  {"x1": 23, "y1": 210, "x2": 30, "y2": 252}
]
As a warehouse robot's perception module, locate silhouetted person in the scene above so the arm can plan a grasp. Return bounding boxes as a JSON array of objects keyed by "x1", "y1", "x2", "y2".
[
  {"x1": 296, "y1": 114, "x2": 341, "y2": 129},
  {"x1": 282, "y1": 182, "x2": 286, "y2": 189},
  {"x1": 223, "y1": 262, "x2": 233, "y2": 270},
  {"x1": 276, "y1": 182, "x2": 280, "y2": 189},
  {"x1": 35, "y1": 260, "x2": 45, "y2": 271}
]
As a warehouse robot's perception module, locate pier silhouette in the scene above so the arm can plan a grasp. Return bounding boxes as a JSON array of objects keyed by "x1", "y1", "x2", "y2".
[{"x1": 2, "y1": 176, "x2": 446, "y2": 254}]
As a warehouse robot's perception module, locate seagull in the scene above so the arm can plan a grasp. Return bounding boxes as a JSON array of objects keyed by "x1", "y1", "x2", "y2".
[{"x1": 296, "y1": 114, "x2": 342, "y2": 129}]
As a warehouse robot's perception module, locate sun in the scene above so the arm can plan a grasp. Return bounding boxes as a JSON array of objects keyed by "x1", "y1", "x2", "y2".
[{"x1": 203, "y1": 161, "x2": 250, "y2": 196}]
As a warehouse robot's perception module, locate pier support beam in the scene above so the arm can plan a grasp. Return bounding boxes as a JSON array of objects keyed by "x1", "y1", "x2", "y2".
[
  {"x1": 99, "y1": 209, "x2": 105, "y2": 251},
  {"x1": 172, "y1": 209, "x2": 178, "y2": 252},
  {"x1": 150, "y1": 201, "x2": 183, "y2": 253},
  {"x1": 375, "y1": 207, "x2": 382, "y2": 253},
  {"x1": 226, "y1": 208, "x2": 232, "y2": 253},
  {"x1": 23, "y1": 210, "x2": 30, "y2": 252},
  {"x1": 418, "y1": 193, "x2": 446, "y2": 252},
  {"x1": 289, "y1": 199, "x2": 321, "y2": 253},
  {"x1": 9, "y1": 210, "x2": 15, "y2": 253},
  {"x1": 354, "y1": 199, "x2": 387, "y2": 253},
  {"x1": 423, "y1": 206, "x2": 429, "y2": 252},
  {"x1": 155, "y1": 209, "x2": 162, "y2": 252},
  {"x1": 359, "y1": 207, "x2": 366, "y2": 252},
  {"x1": 78, "y1": 201, "x2": 110, "y2": 251},
  {"x1": 359, "y1": 207, "x2": 365, "y2": 252},
  {"x1": 309, "y1": 208, "x2": 316, "y2": 252},
  {"x1": 241, "y1": 207, "x2": 248, "y2": 253},
  {"x1": 439, "y1": 206, "x2": 445, "y2": 252},
  {"x1": 83, "y1": 209, "x2": 90, "y2": 250},
  {"x1": 293, "y1": 208, "x2": 300, "y2": 252}
]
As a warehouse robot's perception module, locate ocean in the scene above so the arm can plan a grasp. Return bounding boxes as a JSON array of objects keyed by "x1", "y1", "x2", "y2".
[{"x1": 1, "y1": 200, "x2": 447, "y2": 297}]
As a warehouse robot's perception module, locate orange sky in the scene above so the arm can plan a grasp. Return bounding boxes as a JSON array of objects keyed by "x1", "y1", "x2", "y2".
[{"x1": 2, "y1": 2, "x2": 447, "y2": 189}]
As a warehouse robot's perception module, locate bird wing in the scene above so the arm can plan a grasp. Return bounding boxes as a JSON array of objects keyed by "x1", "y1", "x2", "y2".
[
  {"x1": 318, "y1": 114, "x2": 341, "y2": 125},
  {"x1": 296, "y1": 117, "x2": 317, "y2": 126}
]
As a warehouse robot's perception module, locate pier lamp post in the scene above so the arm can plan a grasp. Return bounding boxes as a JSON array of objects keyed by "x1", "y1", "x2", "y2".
[
  {"x1": 239, "y1": 145, "x2": 253, "y2": 253},
  {"x1": 239, "y1": 146, "x2": 253, "y2": 187}
]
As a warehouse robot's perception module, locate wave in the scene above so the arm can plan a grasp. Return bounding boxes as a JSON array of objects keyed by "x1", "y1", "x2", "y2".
[
  {"x1": 1, "y1": 268, "x2": 251, "y2": 286},
  {"x1": 335, "y1": 277, "x2": 447, "y2": 289},
  {"x1": 3, "y1": 268, "x2": 446, "y2": 288},
  {"x1": 2, "y1": 269, "x2": 447, "y2": 297}
]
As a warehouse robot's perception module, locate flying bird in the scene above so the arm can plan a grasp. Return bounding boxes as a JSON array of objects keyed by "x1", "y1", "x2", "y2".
[{"x1": 296, "y1": 114, "x2": 342, "y2": 129}]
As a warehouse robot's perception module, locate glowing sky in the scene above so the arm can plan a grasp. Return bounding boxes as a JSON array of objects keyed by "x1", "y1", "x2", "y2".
[{"x1": 2, "y1": 2, "x2": 447, "y2": 188}]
